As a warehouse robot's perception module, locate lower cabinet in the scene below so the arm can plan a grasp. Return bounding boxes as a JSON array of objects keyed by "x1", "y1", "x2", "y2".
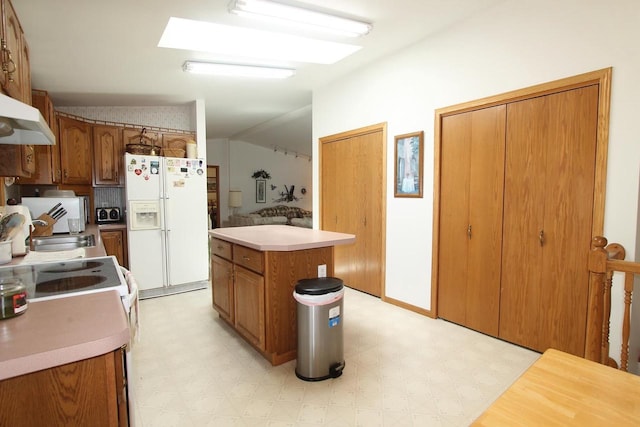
[
  {"x1": 234, "y1": 265, "x2": 265, "y2": 351},
  {"x1": 101, "y1": 228, "x2": 128, "y2": 269},
  {"x1": 210, "y1": 237, "x2": 334, "y2": 365},
  {"x1": 0, "y1": 348, "x2": 128, "y2": 426},
  {"x1": 211, "y1": 254, "x2": 234, "y2": 322}
]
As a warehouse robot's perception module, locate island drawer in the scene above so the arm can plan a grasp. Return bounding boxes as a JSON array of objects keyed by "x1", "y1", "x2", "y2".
[
  {"x1": 211, "y1": 238, "x2": 232, "y2": 260},
  {"x1": 234, "y1": 245, "x2": 264, "y2": 273}
]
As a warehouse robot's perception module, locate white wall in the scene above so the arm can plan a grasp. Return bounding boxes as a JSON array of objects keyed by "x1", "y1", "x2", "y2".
[
  {"x1": 312, "y1": 0, "x2": 640, "y2": 360},
  {"x1": 208, "y1": 138, "x2": 312, "y2": 222}
]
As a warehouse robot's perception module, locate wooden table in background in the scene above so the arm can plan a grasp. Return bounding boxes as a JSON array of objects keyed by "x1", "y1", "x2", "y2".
[{"x1": 472, "y1": 348, "x2": 640, "y2": 426}]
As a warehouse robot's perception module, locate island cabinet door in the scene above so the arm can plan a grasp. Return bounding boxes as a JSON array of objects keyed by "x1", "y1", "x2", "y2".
[
  {"x1": 234, "y1": 265, "x2": 266, "y2": 351},
  {"x1": 212, "y1": 255, "x2": 234, "y2": 322}
]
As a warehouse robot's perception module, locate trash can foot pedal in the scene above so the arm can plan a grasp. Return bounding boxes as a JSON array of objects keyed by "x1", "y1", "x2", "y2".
[{"x1": 330, "y1": 361, "x2": 345, "y2": 378}]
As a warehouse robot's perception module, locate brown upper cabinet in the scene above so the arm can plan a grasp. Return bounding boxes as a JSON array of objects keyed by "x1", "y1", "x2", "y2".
[
  {"x1": 123, "y1": 127, "x2": 161, "y2": 149},
  {"x1": 162, "y1": 132, "x2": 194, "y2": 154},
  {"x1": 93, "y1": 125, "x2": 123, "y2": 186},
  {"x1": 58, "y1": 115, "x2": 93, "y2": 185},
  {"x1": 1, "y1": 0, "x2": 30, "y2": 104},
  {"x1": 19, "y1": 90, "x2": 60, "y2": 184},
  {"x1": 0, "y1": 143, "x2": 33, "y2": 177},
  {"x1": 0, "y1": 0, "x2": 34, "y2": 179}
]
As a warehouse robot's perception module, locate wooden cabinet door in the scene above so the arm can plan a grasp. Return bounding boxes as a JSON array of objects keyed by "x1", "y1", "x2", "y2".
[
  {"x1": 123, "y1": 128, "x2": 160, "y2": 148},
  {"x1": 0, "y1": 351, "x2": 121, "y2": 426},
  {"x1": 101, "y1": 230, "x2": 127, "y2": 268},
  {"x1": 21, "y1": 91, "x2": 59, "y2": 184},
  {"x1": 0, "y1": 0, "x2": 26, "y2": 102},
  {"x1": 212, "y1": 255, "x2": 234, "y2": 322},
  {"x1": 438, "y1": 105, "x2": 506, "y2": 336},
  {"x1": 234, "y1": 265, "x2": 265, "y2": 351},
  {"x1": 93, "y1": 125, "x2": 123, "y2": 186},
  {"x1": 161, "y1": 132, "x2": 195, "y2": 152},
  {"x1": 18, "y1": 30, "x2": 30, "y2": 104},
  {"x1": 499, "y1": 85, "x2": 599, "y2": 356},
  {"x1": 59, "y1": 116, "x2": 93, "y2": 185},
  {"x1": 0, "y1": 144, "x2": 33, "y2": 177}
]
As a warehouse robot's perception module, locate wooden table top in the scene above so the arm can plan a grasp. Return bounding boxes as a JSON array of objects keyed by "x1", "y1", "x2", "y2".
[{"x1": 472, "y1": 348, "x2": 640, "y2": 426}]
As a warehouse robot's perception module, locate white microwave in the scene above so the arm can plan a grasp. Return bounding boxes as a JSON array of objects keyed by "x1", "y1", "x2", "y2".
[{"x1": 22, "y1": 197, "x2": 87, "y2": 234}]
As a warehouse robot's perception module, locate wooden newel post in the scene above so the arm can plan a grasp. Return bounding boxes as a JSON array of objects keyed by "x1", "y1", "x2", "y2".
[{"x1": 585, "y1": 236, "x2": 608, "y2": 362}]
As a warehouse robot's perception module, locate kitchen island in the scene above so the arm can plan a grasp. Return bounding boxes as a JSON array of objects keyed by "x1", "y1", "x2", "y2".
[{"x1": 209, "y1": 225, "x2": 355, "y2": 365}]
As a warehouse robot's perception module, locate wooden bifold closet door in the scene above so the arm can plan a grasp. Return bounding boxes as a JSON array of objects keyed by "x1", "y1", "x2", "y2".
[
  {"x1": 321, "y1": 125, "x2": 385, "y2": 297},
  {"x1": 499, "y1": 85, "x2": 599, "y2": 355},
  {"x1": 438, "y1": 105, "x2": 506, "y2": 336},
  {"x1": 437, "y1": 82, "x2": 600, "y2": 357}
]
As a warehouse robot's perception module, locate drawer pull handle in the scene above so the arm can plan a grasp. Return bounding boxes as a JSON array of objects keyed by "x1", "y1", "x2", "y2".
[{"x1": 243, "y1": 256, "x2": 250, "y2": 261}]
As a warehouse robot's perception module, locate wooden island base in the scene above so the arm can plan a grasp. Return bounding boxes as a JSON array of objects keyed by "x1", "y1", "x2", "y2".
[{"x1": 209, "y1": 225, "x2": 355, "y2": 365}]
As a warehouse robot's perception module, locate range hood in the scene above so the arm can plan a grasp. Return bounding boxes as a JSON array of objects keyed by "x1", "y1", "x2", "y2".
[{"x1": 0, "y1": 93, "x2": 55, "y2": 145}]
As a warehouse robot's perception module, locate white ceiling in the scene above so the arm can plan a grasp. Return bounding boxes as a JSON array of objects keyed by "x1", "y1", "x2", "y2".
[{"x1": 14, "y1": 0, "x2": 503, "y2": 157}]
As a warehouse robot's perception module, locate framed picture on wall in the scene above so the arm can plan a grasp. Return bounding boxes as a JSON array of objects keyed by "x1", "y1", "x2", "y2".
[
  {"x1": 256, "y1": 179, "x2": 266, "y2": 203},
  {"x1": 394, "y1": 131, "x2": 424, "y2": 198}
]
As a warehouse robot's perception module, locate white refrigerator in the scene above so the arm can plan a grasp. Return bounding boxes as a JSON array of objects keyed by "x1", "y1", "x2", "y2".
[{"x1": 124, "y1": 153, "x2": 209, "y2": 294}]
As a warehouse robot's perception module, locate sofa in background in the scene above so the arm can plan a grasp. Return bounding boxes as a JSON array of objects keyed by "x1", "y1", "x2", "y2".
[{"x1": 228, "y1": 205, "x2": 312, "y2": 228}]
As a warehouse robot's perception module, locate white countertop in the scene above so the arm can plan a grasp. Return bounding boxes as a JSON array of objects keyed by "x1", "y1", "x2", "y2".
[{"x1": 209, "y1": 225, "x2": 355, "y2": 251}]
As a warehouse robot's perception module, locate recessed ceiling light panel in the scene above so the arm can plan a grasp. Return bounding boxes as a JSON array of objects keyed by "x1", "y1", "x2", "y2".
[{"x1": 158, "y1": 17, "x2": 362, "y2": 64}]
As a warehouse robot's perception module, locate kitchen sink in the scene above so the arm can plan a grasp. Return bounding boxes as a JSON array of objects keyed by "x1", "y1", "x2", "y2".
[{"x1": 31, "y1": 234, "x2": 96, "y2": 252}]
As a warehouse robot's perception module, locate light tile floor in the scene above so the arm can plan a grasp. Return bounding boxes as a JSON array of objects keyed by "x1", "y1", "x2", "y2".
[{"x1": 131, "y1": 287, "x2": 540, "y2": 427}]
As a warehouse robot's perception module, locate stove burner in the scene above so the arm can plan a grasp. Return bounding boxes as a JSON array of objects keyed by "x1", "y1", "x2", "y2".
[
  {"x1": 39, "y1": 261, "x2": 104, "y2": 274},
  {"x1": 36, "y1": 275, "x2": 108, "y2": 294}
]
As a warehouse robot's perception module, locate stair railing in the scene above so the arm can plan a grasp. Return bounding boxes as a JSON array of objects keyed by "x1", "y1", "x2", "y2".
[{"x1": 586, "y1": 236, "x2": 639, "y2": 371}]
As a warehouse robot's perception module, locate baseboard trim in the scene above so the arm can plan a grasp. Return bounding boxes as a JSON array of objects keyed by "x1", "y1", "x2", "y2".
[{"x1": 382, "y1": 295, "x2": 434, "y2": 318}]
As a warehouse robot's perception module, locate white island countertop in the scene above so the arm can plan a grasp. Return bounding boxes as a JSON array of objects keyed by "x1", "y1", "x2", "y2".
[{"x1": 209, "y1": 225, "x2": 355, "y2": 251}]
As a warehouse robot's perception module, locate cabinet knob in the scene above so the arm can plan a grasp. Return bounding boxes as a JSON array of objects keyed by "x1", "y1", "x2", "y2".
[{"x1": 539, "y1": 230, "x2": 545, "y2": 246}]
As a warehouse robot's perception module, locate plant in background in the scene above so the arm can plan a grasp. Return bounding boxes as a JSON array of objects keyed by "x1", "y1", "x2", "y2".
[{"x1": 251, "y1": 169, "x2": 271, "y2": 179}]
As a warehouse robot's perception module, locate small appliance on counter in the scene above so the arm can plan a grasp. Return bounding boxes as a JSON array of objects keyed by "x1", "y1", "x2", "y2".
[
  {"x1": 96, "y1": 207, "x2": 122, "y2": 224},
  {"x1": 22, "y1": 197, "x2": 86, "y2": 234}
]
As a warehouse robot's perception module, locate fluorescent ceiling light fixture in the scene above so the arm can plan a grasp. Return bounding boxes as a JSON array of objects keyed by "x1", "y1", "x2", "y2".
[
  {"x1": 158, "y1": 17, "x2": 361, "y2": 64},
  {"x1": 229, "y1": 0, "x2": 372, "y2": 38},
  {"x1": 183, "y1": 61, "x2": 295, "y2": 79}
]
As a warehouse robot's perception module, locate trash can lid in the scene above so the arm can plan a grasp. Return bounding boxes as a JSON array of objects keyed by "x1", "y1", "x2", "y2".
[{"x1": 295, "y1": 277, "x2": 343, "y2": 295}]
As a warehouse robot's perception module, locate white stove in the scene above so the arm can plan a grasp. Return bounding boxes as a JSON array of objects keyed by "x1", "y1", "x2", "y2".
[{"x1": 0, "y1": 256, "x2": 130, "y2": 312}]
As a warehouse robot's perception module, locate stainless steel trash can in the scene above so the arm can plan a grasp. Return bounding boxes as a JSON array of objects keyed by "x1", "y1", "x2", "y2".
[{"x1": 294, "y1": 277, "x2": 345, "y2": 381}]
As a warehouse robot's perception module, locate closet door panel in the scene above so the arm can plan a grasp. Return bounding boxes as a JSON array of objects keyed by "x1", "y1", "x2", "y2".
[
  {"x1": 438, "y1": 112, "x2": 473, "y2": 325},
  {"x1": 466, "y1": 105, "x2": 506, "y2": 335},
  {"x1": 359, "y1": 132, "x2": 385, "y2": 297},
  {"x1": 538, "y1": 85, "x2": 598, "y2": 355},
  {"x1": 322, "y1": 139, "x2": 356, "y2": 287},
  {"x1": 499, "y1": 97, "x2": 547, "y2": 350},
  {"x1": 321, "y1": 127, "x2": 385, "y2": 297}
]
